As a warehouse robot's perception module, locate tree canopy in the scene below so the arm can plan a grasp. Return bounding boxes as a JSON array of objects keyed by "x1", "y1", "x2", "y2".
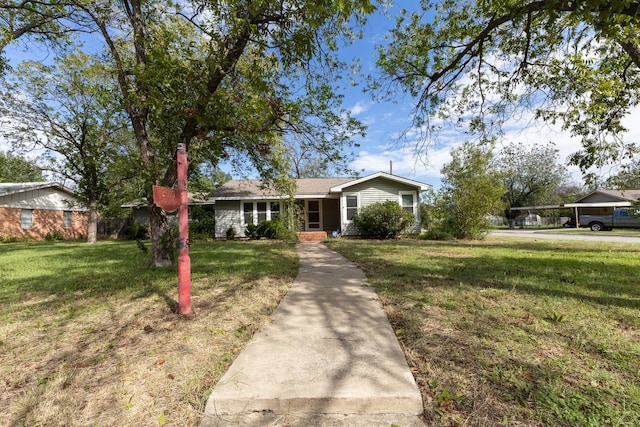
[
  {"x1": 435, "y1": 141, "x2": 505, "y2": 239},
  {"x1": 0, "y1": 151, "x2": 43, "y2": 182},
  {"x1": 1, "y1": 0, "x2": 375, "y2": 264},
  {"x1": 497, "y1": 142, "x2": 569, "y2": 217},
  {"x1": 375, "y1": 1, "x2": 640, "y2": 178}
]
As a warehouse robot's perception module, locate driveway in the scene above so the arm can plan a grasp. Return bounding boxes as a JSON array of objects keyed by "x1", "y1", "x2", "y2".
[{"x1": 489, "y1": 229, "x2": 640, "y2": 243}]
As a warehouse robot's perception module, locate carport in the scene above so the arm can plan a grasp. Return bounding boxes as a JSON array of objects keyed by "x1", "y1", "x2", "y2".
[{"x1": 510, "y1": 201, "x2": 634, "y2": 228}]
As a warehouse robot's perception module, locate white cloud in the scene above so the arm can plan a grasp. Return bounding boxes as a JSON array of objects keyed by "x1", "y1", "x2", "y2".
[{"x1": 349, "y1": 101, "x2": 369, "y2": 116}]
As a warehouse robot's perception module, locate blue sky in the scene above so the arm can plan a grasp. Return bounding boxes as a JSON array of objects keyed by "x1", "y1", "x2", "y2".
[{"x1": 3, "y1": 3, "x2": 638, "y2": 190}]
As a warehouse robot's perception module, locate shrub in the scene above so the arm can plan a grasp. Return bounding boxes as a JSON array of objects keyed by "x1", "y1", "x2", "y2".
[
  {"x1": 245, "y1": 220, "x2": 297, "y2": 241},
  {"x1": 421, "y1": 228, "x2": 455, "y2": 241},
  {"x1": 352, "y1": 200, "x2": 415, "y2": 239},
  {"x1": 45, "y1": 231, "x2": 64, "y2": 241},
  {"x1": 226, "y1": 226, "x2": 237, "y2": 240},
  {"x1": 125, "y1": 223, "x2": 149, "y2": 240},
  {"x1": 190, "y1": 205, "x2": 216, "y2": 238}
]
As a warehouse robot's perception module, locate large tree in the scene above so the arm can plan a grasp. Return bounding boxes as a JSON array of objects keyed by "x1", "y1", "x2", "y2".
[
  {"x1": 435, "y1": 141, "x2": 505, "y2": 239},
  {"x1": 2, "y1": 0, "x2": 374, "y2": 266},
  {"x1": 375, "y1": 1, "x2": 640, "y2": 177},
  {"x1": 0, "y1": 151, "x2": 44, "y2": 182},
  {"x1": 497, "y1": 142, "x2": 569, "y2": 221},
  {"x1": 0, "y1": 51, "x2": 132, "y2": 244}
]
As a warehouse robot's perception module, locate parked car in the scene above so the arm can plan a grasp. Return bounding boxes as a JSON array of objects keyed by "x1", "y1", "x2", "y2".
[{"x1": 579, "y1": 208, "x2": 640, "y2": 231}]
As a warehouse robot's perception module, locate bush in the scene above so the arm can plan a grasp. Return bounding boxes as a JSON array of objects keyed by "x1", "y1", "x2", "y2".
[
  {"x1": 226, "y1": 226, "x2": 237, "y2": 240},
  {"x1": 421, "y1": 228, "x2": 455, "y2": 241},
  {"x1": 124, "y1": 223, "x2": 149, "y2": 240},
  {"x1": 352, "y1": 200, "x2": 415, "y2": 239},
  {"x1": 190, "y1": 205, "x2": 216, "y2": 238},
  {"x1": 245, "y1": 220, "x2": 297, "y2": 241},
  {"x1": 44, "y1": 231, "x2": 64, "y2": 241}
]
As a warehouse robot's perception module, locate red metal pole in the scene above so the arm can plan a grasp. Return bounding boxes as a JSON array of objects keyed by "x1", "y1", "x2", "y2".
[{"x1": 177, "y1": 143, "x2": 192, "y2": 315}]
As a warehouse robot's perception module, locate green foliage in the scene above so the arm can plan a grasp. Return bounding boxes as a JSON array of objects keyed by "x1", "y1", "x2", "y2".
[
  {"x1": 124, "y1": 223, "x2": 149, "y2": 241},
  {"x1": 434, "y1": 142, "x2": 505, "y2": 240},
  {"x1": 226, "y1": 226, "x2": 237, "y2": 240},
  {"x1": 374, "y1": 1, "x2": 640, "y2": 176},
  {"x1": 246, "y1": 220, "x2": 297, "y2": 241},
  {"x1": 44, "y1": 231, "x2": 64, "y2": 241},
  {"x1": 0, "y1": 151, "x2": 44, "y2": 182},
  {"x1": 421, "y1": 228, "x2": 455, "y2": 241},
  {"x1": 0, "y1": 235, "x2": 22, "y2": 243},
  {"x1": 189, "y1": 205, "x2": 216, "y2": 239},
  {"x1": 1, "y1": 0, "x2": 376, "y2": 266},
  {"x1": 352, "y1": 200, "x2": 415, "y2": 239},
  {"x1": 498, "y1": 142, "x2": 570, "y2": 220}
]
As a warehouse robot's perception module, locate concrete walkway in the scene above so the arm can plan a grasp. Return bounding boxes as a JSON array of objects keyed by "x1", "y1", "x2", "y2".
[{"x1": 201, "y1": 242, "x2": 424, "y2": 427}]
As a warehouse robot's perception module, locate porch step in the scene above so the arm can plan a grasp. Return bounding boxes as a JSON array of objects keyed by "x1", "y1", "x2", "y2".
[{"x1": 297, "y1": 231, "x2": 328, "y2": 242}]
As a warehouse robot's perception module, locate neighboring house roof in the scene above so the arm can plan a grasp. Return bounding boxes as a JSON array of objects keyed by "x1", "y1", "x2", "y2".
[
  {"x1": 0, "y1": 182, "x2": 77, "y2": 198},
  {"x1": 575, "y1": 189, "x2": 640, "y2": 203},
  {"x1": 0, "y1": 181, "x2": 87, "y2": 211},
  {"x1": 211, "y1": 172, "x2": 432, "y2": 201}
]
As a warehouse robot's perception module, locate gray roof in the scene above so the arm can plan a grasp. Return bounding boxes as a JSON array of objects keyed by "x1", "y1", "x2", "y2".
[
  {"x1": 212, "y1": 178, "x2": 353, "y2": 200},
  {"x1": 575, "y1": 189, "x2": 640, "y2": 203},
  {"x1": 211, "y1": 172, "x2": 432, "y2": 200},
  {"x1": 0, "y1": 182, "x2": 75, "y2": 197}
]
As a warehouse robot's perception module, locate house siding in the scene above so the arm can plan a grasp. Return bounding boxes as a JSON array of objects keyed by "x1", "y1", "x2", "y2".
[
  {"x1": 340, "y1": 177, "x2": 421, "y2": 235},
  {"x1": 0, "y1": 206, "x2": 88, "y2": 240},
  {"x1": 215, "y1": 200, "x2": 241, "y2": 238},
  {"x1": 0, "y1": 186, "x2": 88, "y2": 240}
]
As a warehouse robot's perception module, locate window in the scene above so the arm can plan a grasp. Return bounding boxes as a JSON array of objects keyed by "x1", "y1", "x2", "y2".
[
  {"x1": 63, "y1": 211, "x2": 72, "y2": 228},
  {"x1": 346, "y1": 194, "x2": 358, "y2": 221},
  {"x1": 243, "y1": 202, "x2": 253, "y2": 225},
  {"x1": 257, "y1": 202, "x2": 267, "y2": 223},
  {"x1": 21, "y1": 209, "x2": 33, "y2": 229},
  {"x1": 270, "y1": 202, "x2": 280, "y2": 220},
  {"x1": 242, "y1": 201, "x2": 282, "y2": 225},
  {"x1": 399, "y1": 192, "x2": 417, "y2": 216}
]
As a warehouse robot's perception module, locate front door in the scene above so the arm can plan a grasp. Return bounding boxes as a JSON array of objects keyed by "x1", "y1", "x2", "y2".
[{"x1": 305, "y1": 199, "x2": 322, "y2": 231}]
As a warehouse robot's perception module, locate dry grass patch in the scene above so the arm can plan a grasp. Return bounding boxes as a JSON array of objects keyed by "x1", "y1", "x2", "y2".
[
  {"x1": 326, "y1": 238, "x2": 640, "y2": 427},
  {"x1": 0, "y1": 240, "x2": 297, "y2": 426}
]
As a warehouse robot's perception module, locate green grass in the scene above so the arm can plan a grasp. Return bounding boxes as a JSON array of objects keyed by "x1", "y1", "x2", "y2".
[
  {"x1": 0, "y1": 239, "x2": 297, "y2": 426},
  {"x1": 325, "y1": 237, "x2": 640, "y2": 427}
]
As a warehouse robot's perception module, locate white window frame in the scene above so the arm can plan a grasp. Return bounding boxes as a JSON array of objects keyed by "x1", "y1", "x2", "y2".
[
  {"x1": 21, "y1": 209, "x2": 33, "y2": 229},
  {"x1": 63, "y1": 211, "x2": 73, "y2": 228},
  {"x1": 399, "y1": 191, "x2": 418, "y2": 218},
  {"x1": 240, "y1": 200, "x2": 281, "y2": 226},
  {"x1": 344, "y1": 193, "x2": 359, "y2": 223}
]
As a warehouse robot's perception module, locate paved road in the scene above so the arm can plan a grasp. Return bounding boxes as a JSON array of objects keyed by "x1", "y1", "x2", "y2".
[{"x1": 489, "y1": 229, "x2": 640, "y2": 243}]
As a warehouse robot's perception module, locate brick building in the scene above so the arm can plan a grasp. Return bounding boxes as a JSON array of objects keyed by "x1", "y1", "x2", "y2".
[{"x1": 0, "y1": 182, "x2": 88, "y2": 240}]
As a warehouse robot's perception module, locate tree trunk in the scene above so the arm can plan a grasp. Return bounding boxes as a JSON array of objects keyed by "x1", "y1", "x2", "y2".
[
  {"x1": 149, "y1": 203, "x2": 173, "y2": 267},
  {"x1": 87, "y1": 199, "x2": 98, "y2": 244}
]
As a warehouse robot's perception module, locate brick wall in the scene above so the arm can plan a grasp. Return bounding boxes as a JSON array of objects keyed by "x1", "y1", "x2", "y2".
[{"x1": 0, "y1": 207, "x2": 88, "y2": 240}]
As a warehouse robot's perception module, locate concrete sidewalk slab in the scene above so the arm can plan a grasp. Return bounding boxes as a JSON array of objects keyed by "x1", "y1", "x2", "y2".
[{"x1": 201, "y1": 242, "x2": 424, "y2": 427}]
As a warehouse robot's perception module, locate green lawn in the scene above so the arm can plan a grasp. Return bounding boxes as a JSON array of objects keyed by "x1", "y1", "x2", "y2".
[
  {"x1": 0, "y1": 240, "x2": 297, "y2": 426},
  {"x1": 326, "y1": 237, "x2": 640, "y2": 427}
]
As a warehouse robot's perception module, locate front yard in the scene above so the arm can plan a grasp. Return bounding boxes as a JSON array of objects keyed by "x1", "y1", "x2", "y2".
[
  {"x1": 326, "y1": 237, "x2": 640, "y2": 426},
  {"x1": 2, "y1": 237, "x2": 639, "y2": 426},
  {"x1": 0, "y1": 240, "x2": 297, "y2": 426}
]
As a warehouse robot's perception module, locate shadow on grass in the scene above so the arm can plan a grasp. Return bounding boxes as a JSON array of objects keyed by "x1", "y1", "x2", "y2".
[
  {"x1": 0, "y1": 240, "x2": 298, "y2": 315},
  {"x1": 330, "y1": 239, "x2": 640, "y2": 309}
]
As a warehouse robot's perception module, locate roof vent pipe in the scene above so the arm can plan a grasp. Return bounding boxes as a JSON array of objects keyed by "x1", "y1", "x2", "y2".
[{"x1": 389, "y1": 160, "x2": 393, "y2": 175}]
